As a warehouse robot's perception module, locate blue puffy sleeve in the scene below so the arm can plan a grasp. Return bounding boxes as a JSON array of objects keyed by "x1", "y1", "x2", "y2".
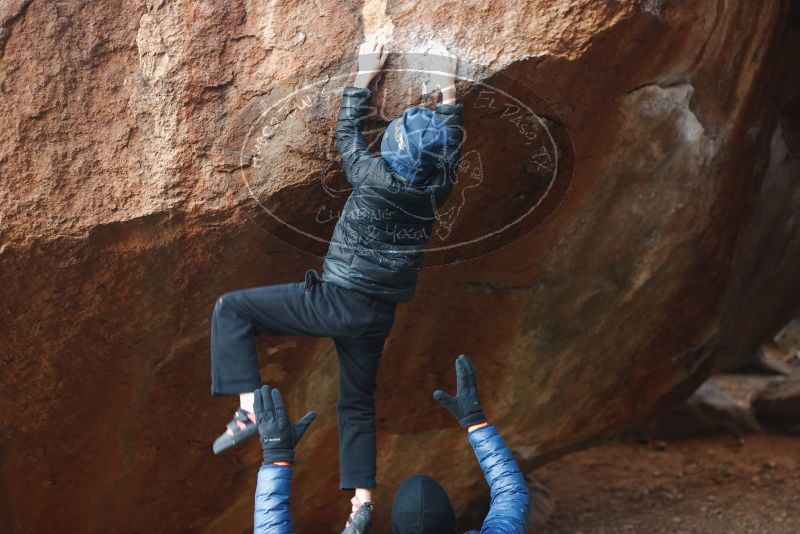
[
  {"x1": 468, "y1": 425, "x2": 530, "y2": 533},
  {"x1": 254, "y1": 464, "x2": 294, "y2": 534}
]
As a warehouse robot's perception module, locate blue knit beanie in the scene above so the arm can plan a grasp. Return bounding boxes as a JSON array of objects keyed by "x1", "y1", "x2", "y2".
[{"x1": 381, "y1": 107, "x2": 448, "y2": 182}]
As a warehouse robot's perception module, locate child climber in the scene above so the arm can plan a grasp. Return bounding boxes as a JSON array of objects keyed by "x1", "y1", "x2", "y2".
[{"x1": 209, "y1": 40, "x2": 464, "y2": 512}]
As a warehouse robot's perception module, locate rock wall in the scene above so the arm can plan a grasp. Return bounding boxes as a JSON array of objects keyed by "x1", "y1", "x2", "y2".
[{"x1": 1, "y1": 1, "x2": 798, "y2": 532}]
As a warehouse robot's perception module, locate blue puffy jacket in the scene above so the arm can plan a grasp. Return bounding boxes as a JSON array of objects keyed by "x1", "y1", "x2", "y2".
[
  {"x1": 253, "y1": 424, "x2": 530, "y2": 533},
  {"x1": 254, "y1": 464, "x2": 293, "y2": 533},
  {"x1": 464, "y1": 425, "x2": 530, "y2": 533}
]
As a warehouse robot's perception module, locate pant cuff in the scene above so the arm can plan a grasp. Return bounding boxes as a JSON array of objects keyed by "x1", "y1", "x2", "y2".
[
  {"x1": 211, "y1": 381, "x2": 261, "y2": 396},
  {"x1": 339, "y1": 480, "x2": 377, "y2": 490}
]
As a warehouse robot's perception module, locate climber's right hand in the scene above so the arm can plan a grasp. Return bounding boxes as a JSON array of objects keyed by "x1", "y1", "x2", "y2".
[
  {"x1": 433, "y1": 354, "x2": 487, "y2": 428},
  {"x1": 428, "y1": 47, "x2": 457, "y2": 103},
  {"x1": 433, "y1": 47, "x2": 457, "y2": 84},
  {"x1": 254, "y1": 385, "x2": 316, "y2": 464}
]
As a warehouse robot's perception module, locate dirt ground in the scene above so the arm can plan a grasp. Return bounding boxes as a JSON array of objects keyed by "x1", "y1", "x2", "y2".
[{"x1": 535, "y1": 434, "x2": 800, "y2": 534}]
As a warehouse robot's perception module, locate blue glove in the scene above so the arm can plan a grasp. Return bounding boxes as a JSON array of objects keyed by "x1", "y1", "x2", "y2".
[
  {"x1": 254, "y1": 385, "x2": 316, "y2": 463},
  {"x1": 433, "y1": 354, "x2": 487, "y2": 428}
]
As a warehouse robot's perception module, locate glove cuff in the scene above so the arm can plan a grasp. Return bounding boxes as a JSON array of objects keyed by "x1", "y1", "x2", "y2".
[
  {"x1": 263, "y1": 449, "x2": 295, "y2": 463},
  {"x1": 458, "y1": 410, "x2": 487, "y2": 428}
]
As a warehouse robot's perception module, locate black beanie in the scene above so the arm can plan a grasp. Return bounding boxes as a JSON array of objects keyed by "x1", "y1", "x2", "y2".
[{"x1": 391, "y1": 475, "x2": 456, "y2": 534}]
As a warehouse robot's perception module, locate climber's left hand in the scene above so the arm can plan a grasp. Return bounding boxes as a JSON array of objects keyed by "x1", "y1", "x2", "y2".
[{"x1": 354, "y1": 41, "x2": 389, "y2": 88}]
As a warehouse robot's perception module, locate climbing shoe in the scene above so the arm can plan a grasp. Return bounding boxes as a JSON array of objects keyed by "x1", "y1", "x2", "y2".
[{"x1": 212, "y1": 408, "x2": 257, "y2": 454}]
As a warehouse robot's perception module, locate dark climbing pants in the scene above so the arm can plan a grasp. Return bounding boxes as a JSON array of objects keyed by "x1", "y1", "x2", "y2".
[{"x1": 210, "y1": 269, "x2": 397, "y2": 489}]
